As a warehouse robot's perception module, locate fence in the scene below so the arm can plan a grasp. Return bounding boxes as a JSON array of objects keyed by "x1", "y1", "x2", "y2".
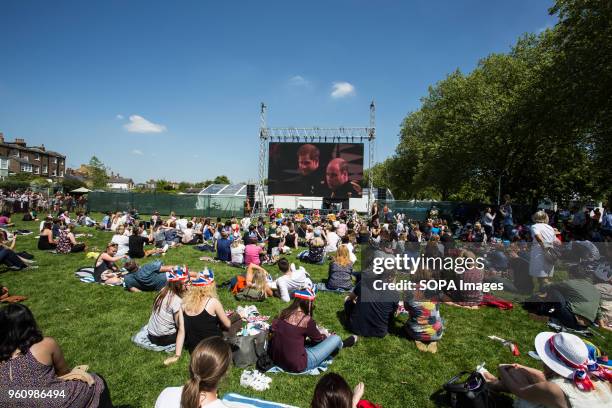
[
  {"x1": 87, "y1": 192, "x2": 245, "y2": 218},
  {"x1": 382, "y1": 200, "x2": 534, "y2": 223}
]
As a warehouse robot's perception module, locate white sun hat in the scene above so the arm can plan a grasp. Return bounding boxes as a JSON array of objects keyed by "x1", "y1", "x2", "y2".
[
  {"x1": 534, "y1": 331, "x2": 599, "y2": 391},
  {"x1": 535, "y1": 332, "x2": 589, "y2": 379}
]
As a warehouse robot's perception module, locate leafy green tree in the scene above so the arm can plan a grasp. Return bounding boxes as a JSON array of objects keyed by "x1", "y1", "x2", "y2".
[
  {"x1": 86, "y1": 156, "x2": 109, "y2": 189},
  {"x1": 213, "y1": 175, "x2": 230, "y2": 184}
]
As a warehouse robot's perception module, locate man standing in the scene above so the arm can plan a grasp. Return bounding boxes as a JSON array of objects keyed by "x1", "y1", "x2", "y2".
[{"x1": 499, "y1": 194, "x2": 514, "y2": 240}]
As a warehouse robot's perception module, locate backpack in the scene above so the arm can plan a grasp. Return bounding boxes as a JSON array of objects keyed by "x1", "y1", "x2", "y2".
[
  {"x1": 235, "y1": 287, "x2": 265, "y2": 302},
  {"x1": 443, "y1": 371, "x2": 495, "y2": 408}
]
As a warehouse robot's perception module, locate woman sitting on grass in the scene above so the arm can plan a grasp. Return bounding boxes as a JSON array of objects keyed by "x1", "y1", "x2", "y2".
[
  {"x1": 403, "y1": 268, "x2": 444, "y2": 353},
  {"x1": 269, "y1": 289, "x2": 357, "y2": 373},
  {"x1": 297, "y1": 230, "x2": 325, "y2": 264},
  {"x1": 37, "y1": 221, "x2": 57, "y2": 250},
  {"x1": 442, "y1": 250, "x2": 484, "y2": 309},
  {"x1": 312, "y1": 373, "x2": 375, "y2": 408},
  {"x1": 244, "y1": 263, "x2": 274, "y2": 298},
  {"x1": 230, "y1": 239, "x2": 245, "y2": 266},
  {"x1": 182, "y1": 270, "x2": 239, "y2": 354},
  {"x1": 326, "y1": 245, "x2": 354, "y2": 291},
  {"x1": 155, "y1": 336, "x2": 232, "y2": 408},
  {"x1": 0, "y1": 233, "x2": 35, "y2": 270},
  {"x1": 0, "y1": 304, "x2": 113, "y2": 408},
  {"x1": 147, "y1": 270, "x2": 188, "y2": 366},
  {"x1": 111, "y1": 224, "x2": 130, "y2": 257},
  {"x1": 93, "y1": 242, "x2": 127, "y2": 284},
  {"x1": 482, "y1": 331, "x2": 611, "y2": 407},
  {"x1": 56, "y1": 224, "x2": 86, "y2": 254}
]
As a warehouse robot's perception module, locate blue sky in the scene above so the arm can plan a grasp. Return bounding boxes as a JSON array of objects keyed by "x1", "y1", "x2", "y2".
[{"x1": 0, "y1": 0, "x2": 557, "y2": 183}]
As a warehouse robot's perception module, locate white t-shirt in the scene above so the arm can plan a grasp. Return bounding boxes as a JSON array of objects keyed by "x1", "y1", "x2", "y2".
[
  {"x1": 275, "y1": 264, "x2": 312, "y2": 302},
  {"x1": 176, "y1": 219, "x2": 189, "y2": 231},
  {"x1": 155, "y1": 387, "x2": 229, "y2": 408},
  {"x1": 147, "y1": 294, "x2": 182, "y2": 337},
  {"x1": 325, "y1": 232, "x2": 340, "y2": 253},
  {"x1": 182, "y1": 228, "x2": 195, "y2": 244},
  {"x1": 111, "y1": 234, "x2": 130, "y2": 257},
  {"x1": 230, "y1": 244, "x2": 245, "y2": 264}
]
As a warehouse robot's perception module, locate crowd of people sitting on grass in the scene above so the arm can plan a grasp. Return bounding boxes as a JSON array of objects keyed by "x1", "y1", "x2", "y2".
[{"x1": 1, "y1": 195, "x2": 612, "y2": 407}]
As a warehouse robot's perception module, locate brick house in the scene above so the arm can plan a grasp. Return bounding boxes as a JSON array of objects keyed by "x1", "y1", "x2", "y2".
[{"x1": 0, "y1": 132, "x2": 66, "y2": 179}]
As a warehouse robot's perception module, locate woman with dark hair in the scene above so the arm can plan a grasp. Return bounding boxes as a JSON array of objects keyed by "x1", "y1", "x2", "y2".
[
  {"x1": 269, "y1": 289, "x2": 357, "y2": 373},
  {"x1": 155, "y1": 336, "x2": 232, "y2": 407},
  {"x1": 311, "y1": 373, "x2": 367, "y2": 408},
  {"x1": 0, "y1": 231, "x2": 34, "y2": 270},
  {"x1": 0, "y1": 304, "x2": 112, "y2": 407},
  {"x1": 38, "y1": 221, "x2": 58, "y2": 250}
]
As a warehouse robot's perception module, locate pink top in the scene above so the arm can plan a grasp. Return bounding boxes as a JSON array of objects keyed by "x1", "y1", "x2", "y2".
[{"x1": 244, "y1": 244, "x2": 262, "y2": 265}]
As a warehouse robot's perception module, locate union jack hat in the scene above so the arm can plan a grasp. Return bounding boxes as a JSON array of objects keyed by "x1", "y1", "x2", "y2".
[
  {"x1": 191, "y1": 269, "x2": 215, "y2": 287},
  {"x1": 293, "y1": 287, "x2": 316, "y2": 301},
  {"x1": 167, "y1": 265, "x2": 189, "y2": 282}
]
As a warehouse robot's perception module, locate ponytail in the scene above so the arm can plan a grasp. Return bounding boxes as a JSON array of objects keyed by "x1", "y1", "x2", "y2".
[{"x1": 180, "y1": 378, "x2": 201, "y2": 408}]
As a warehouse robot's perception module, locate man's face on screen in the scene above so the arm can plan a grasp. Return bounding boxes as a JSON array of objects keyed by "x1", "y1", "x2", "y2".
[
  {"x1": 326, "y1": 161, "x2": 348, "y2": 190},
  {"x1": 298, "y1": 154, "x2": 319, "y2": 176}
]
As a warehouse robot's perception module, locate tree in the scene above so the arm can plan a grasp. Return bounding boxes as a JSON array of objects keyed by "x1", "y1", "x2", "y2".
[
  {"x1": 86, "y1": 156, "x2": 109, "y2": 189},
  {"x1": 213, "y1": 175, "x2": 230, "y2": 184}
]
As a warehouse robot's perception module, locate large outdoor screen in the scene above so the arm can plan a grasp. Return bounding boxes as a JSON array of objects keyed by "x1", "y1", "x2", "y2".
[{"x1": 268, "y1": 142, "x2": 364, "y2": 198}]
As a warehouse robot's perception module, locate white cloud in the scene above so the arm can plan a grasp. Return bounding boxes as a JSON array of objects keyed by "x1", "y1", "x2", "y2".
[
  {"x1": 131, "y1": 149, "x2": 144, "y2": 155},
  {"x1": 289, "y1": 75, "x2": 309, "y2": 86},
  {"x1": 123, "y1": 115, "x2": 167, "y2": 133},
  {"x1": 116, "y1": 114, "x2": 124, "y2": 120},
  {"x1": 331, "y1": 82, "x2": 356, "y2": 98}
]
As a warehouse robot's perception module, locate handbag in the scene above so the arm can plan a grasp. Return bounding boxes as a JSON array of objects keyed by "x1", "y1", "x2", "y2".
[
  {"x1": 443, "y1": 371, "x2": 494, "y2": 408},
  {"x1": 235, "y1": 287, "x2": 265, "y2": 302},
  {"x1": 543, "y1": 245, "x2": 561, "y2": 264},
  {"x1": 226, "y1": 330, "x2": 268, "y2": 368}
]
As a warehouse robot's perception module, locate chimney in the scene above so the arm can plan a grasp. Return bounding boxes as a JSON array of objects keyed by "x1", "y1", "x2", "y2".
[
  {"x1": 0, "y1": 133, "x2": 4, "y2": 143},
  {"x1": 40, "y1": 144, "x2": 45, "y2": 152},
  {"x1": 14, "y1": 138, "x2": 26, "y2": 147}
]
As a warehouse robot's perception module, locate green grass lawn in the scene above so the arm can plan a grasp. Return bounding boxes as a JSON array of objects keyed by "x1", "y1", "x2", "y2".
[{"x1": 1, "y1": 215, "x2": 610, "y2": 408}]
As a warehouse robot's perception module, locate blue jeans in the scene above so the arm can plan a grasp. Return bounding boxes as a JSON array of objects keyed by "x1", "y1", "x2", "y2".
[{"x1": 305, "y1": 334, "x2": 342, "y2": 370}]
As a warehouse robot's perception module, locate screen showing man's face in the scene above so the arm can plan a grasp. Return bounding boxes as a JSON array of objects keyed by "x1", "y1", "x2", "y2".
[
  {"x1": 326, "y1": 160, "x2": 349, "y2": 190},
  {"x1": 298, "y1": 154, "x2": 319, "y2": 176}
]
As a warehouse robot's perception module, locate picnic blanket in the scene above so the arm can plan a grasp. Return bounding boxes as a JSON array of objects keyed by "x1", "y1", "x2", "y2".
[
  {"x1": 266, "y1": 358, "x2": 332, "y2": 376},
  {"x1": 131, "y1": 325, "x2": 176, "y2": 353},
  {"x1": 222, "y1": 393, "x2": 299, "y2": 408},
  {"x1": 75, "y1": 268, "x2": 95, "y2": 283}
]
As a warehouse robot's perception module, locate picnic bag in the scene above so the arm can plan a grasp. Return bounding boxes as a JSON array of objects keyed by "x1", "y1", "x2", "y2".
[
  {"x1": 226, "y1": 330, "x2": 268, "y2": 368},
  {"x1": 443, "y1": 371, "x2": 494, "y2": 408}
]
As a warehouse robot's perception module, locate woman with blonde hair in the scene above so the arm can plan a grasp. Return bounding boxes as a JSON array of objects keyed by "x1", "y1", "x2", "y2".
[
  {"x1": 530, "y1": 210, "x2": 557, "y2": 290},
  {"x1": 182, "y1": 270, "x2": 236, "y2": 353},
  {"x1": 155, "y1": 336, "x2": 232, "y2": 408},
  {"x1": 326, "y1": 244, "x2": 354, "y2": 291}
]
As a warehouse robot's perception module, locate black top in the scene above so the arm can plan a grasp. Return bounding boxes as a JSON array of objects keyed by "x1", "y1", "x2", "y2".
[
  {"x1": 267, "y1": 235, "x2": 281, "y2": 255},
  {"x1": 183, "y1": 299, "x2": 222, "y2": 353},
  {"x1": 93, "y1": 254, "x2": 115, "y2": 282},
  {"x1": 346, "y1": 282, "x2": 398, "y2": 338},
  {"x1": 128, "y1": 235, "x2": 148, "y2": 258},
  {"x1": 38, "y1": 234, "x2": 56, "y2": 250}
]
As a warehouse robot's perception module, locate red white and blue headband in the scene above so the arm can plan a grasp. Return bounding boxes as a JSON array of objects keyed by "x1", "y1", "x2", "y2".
[
  {"x1": 294, "y1": 287, "x2": 316, "y2": 302},
  {"x1": 191, "y1": 269, "x2": 215, "y2": 287}
]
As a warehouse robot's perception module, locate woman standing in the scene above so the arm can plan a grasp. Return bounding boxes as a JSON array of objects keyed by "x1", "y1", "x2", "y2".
[{"x1": 530, "y1": 210, "x2": 558, "y2": 290}]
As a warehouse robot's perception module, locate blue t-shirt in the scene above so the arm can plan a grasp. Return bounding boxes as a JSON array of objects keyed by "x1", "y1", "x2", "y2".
[{"x1": 216, "y1": 238, "x2": 231, "y2": 261}]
